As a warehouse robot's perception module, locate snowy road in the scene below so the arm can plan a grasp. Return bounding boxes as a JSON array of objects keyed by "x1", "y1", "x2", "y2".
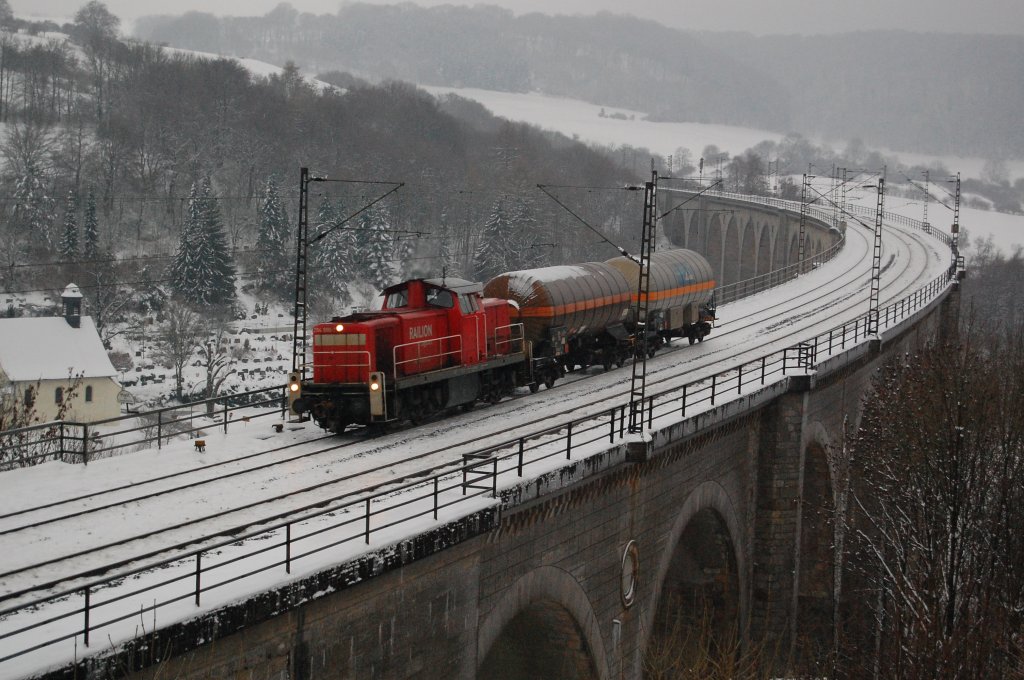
[{"x1": 0, "y1": 209, "x2": 954, "y2": 678}]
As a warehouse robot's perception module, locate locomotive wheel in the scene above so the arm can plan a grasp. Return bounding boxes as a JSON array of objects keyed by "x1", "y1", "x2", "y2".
[
  {"x1": 543, "y1": 372, "x2": 556, "y2": 389},
  {"x1": 603, "y1": 357, "x2": 613, "y2": 372},
  {"x1": 529, "y1": 382, "x2": 540, "y2": 394},
  {"x1": 688, "y1": 335, "x2": 696, "y2": 345},
  {"x1": 648, "y1": 346, "x2": 657, "y2": 358}
]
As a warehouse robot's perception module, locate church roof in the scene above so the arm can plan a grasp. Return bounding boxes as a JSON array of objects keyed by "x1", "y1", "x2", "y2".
[{"x1": 0, "y1": 316, "x2": 118, "y2": 382}]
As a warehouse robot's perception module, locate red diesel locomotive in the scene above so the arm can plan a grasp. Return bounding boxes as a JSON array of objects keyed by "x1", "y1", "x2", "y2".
[
  {"x1": 291, "y1": 277, "x2": 526, "y2": 432},
  {"x1": 291, "y1": 248, "x2": 716, "y2": 433}
]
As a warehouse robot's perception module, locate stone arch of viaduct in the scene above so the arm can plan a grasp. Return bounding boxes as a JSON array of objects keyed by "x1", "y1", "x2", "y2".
[{"x1": 664, "y1": 195, "x2": 840, "y2": 287}]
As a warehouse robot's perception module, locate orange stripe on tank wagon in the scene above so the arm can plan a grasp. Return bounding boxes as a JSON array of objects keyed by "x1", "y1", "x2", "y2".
[
  {"x1": 518, "y1": 281, "x2": 715, "y2": 318},
  {"x1": 629, "y1": 280, "x2": 717, "y2": 304},
  {"x1": 518, "y1": 292, "x2": 631, "y2": 318}
]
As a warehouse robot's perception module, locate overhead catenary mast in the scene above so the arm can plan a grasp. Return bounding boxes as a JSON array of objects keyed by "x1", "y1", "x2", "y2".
[{"x1": 628, "y1": 168, "x2": 658, "y2": 434}]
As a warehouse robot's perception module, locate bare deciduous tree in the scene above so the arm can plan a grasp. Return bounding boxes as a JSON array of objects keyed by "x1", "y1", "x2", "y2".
[
  {"x1": 153, "y1": 302, "x2": 203, "y2": 401},
  {"x1": 843, "y1": 325, "x2": 1024, "y2": 678}
]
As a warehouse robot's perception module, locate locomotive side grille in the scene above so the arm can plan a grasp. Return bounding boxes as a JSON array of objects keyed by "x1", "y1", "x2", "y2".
[{"x1": 315, "y1": 333, "x2": 367, "y2": 346}]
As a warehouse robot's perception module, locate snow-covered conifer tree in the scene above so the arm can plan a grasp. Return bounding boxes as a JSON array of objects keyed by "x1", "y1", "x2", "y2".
[
  {"x1": 511, "y1": 196, "x2": 545, "y2": 269},
  {"x1": 82, "y1": 187, "x2": 99, "y2": 261},
  {"x1": 168, "y1": 179, "x2": 237, "y2": 307},
  {"x1": 395, "y1": 232, "x2": 417, "y2": 278},
  {"x1": 198, "y1": 177, "x2": 237, "y2": 306},
  {"x1": 254, "y1": 175, "x2": 291, "y2": 293},
  {"x1": 361, "y1": 204, "x2": 396, "y2": 291},
  {"x1": 12, "y1": 158, "x2": 55, "y2": 249},
  {"x1": 59, "y1": 189, "x2": 78, "y2": 260},
  {"x1": 473, "y1": 195, "x2": 517, "y2": 280},
  {"x1": 437, "y1": 208, "x2": 462, "y2": 278},
  {"x1": 310, "y1": 196, "x2": 353, "y2": 305}
]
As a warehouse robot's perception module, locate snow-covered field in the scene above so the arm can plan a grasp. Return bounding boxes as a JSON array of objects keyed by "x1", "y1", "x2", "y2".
[{"x1": 423, "y1": 85, "x2": 1024, "y2": 184}]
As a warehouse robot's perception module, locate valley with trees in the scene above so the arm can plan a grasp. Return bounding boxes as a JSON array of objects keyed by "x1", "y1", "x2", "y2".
[{"x1": 0, "y1": 1, "x2": 1023, "y2": 677}]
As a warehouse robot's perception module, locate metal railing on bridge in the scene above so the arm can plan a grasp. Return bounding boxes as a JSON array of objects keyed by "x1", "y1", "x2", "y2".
[{"x1": 0, "y1": 387, "x2": 287, "y2": 471}]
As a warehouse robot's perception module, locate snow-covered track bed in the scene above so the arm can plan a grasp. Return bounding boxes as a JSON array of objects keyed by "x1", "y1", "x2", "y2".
[{"x1": 0, "y1": 210, "x2": 954, "y2": 678}]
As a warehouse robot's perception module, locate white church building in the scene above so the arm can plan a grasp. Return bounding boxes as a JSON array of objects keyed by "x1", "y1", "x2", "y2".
[{"x1": 0, "y1": 284, "x2": 121, "y2": 425}]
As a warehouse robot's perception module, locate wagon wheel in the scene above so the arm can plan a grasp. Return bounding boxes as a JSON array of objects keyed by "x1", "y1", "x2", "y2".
[{"x1": 529, "y1": 382, "x2": 540, "y2": 394}]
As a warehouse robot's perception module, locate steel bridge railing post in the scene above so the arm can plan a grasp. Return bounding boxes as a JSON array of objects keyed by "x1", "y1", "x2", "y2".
[
  {"x1": 83, "y1": 586, "x2": 90, "y2": 647},
  {"x1": 566, "y1": 422, "x2": 573, "y2": 460},
  {"x1": 433, "y1": 477, "x2": 439, "y2": 519},
  {"x1": 286, "y1": 523, "x2": 292, "y2": 573},
  {"x1": 364, "y1": 498, "x2": 371, "y2": 544},
  {"x1": 194, "y1": 552, "x2": 202, "y2": 606},
  {"x1": 517, "y1": 438, "x2": 524, "y2": 476}
]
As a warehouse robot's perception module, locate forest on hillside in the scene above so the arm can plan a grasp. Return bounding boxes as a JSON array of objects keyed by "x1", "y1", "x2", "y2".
[
  {"x1": 0, "y1": 2, "x2": 656, "y2": 339},
  {"x1": 134, "y1": 3, "x2": 1024, "y2": 159}
]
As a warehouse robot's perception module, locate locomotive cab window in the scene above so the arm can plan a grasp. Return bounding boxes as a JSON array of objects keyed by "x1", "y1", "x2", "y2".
[
  {"x1": 426, "y1": 287, "x2": 454, "y2": 309},
  {"x1": 459, "y1": 295, "x2": 477, "y2": 314},
  {"x1": 385, "y1": 288, "x2": 408, "y2": 309}
]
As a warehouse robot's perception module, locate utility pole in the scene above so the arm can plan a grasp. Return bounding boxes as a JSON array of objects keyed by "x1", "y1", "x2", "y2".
[
  {"x1": 867, "y1": 178, "x2": 885, "y2": 337},
  {"x1": 922, "y1": 169, "x2": 931, "y2": 233},
  {"x1": 292, "y1": 167, "x2": 314, "y2": 380},
  {"x1": 950, "y1": 170, "x2": 958, "y2": 268},
  {"x1": 840, "y1": 167, "x2": 848, "y2": 232},
  {"x1": 798, "y1": 173, "x2": 812, "y2": 270},
  {"x1": 628, "y1": 168, "x2": 658, "y2": 434}
]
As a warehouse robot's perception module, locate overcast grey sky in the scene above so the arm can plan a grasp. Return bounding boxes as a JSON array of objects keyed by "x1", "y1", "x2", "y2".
[{"x1": 12, "y1": 0, "x2": 1024, "y2": 36}]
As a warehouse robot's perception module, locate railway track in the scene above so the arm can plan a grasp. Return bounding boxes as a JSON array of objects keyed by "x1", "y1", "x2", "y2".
[{"x1": 0, "y1": 217, "x2": 939, "y2": 601}]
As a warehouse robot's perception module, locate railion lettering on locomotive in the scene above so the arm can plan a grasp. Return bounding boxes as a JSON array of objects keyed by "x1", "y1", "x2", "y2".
[{"x1": 409, "y1": 324, "x2": 433, "y2": 339}]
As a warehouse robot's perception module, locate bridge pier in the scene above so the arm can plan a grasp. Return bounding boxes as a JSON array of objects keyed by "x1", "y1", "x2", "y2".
[{"x1": 750, "y1": 385, "x2": 813, "y2": 665}]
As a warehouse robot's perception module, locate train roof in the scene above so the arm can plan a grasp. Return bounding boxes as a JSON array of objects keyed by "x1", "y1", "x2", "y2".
[{"x1": 383, "y1": 278, "x2": 484, "y2": 296}]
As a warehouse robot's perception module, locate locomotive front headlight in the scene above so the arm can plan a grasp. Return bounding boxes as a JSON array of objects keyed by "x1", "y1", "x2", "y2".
[
  {"x1": 335, "y1": 323, "x2": 345, "y2": 332},
  {"x1": 289, "y1": 382, "x2": 300, "y2": 393},
  {"x1": 369, "y1": 380, "x2": 380, "y2": 391}
]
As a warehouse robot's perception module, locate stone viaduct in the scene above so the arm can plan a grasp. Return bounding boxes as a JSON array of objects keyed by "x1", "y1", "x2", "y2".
[
  {"x1": 40, "y1": 198, "x2": 953, "y2": 680},
  {"x1": 662, "y1": 192, "x2": 839, "y2": 287}
]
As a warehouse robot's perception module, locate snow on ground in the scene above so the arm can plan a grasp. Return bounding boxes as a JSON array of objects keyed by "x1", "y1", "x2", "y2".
[
  {"x1": 422, "y1": 85, "x2": 1024, "y2": 184},
  {"x1": 845, "y1": 187, "x2": 1024, "y2": 255},
  {"x1": 157, "y1": 46, "x2": 339, "y2": 92},
  {"x1": 0, "y1": 195, "x2": 954, "y2": 677},
  {"x1": 423, "y1": 85, "x2": 784, "y2": 159}
]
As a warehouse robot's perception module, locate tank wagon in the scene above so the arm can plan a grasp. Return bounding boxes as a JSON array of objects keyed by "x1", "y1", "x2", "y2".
[
  {"x1": 484, "y1": 248, "x2": 716, "y2": 389},
  {"x1": 293, "y1": 249, "x2": 716, "y2": 432}
]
